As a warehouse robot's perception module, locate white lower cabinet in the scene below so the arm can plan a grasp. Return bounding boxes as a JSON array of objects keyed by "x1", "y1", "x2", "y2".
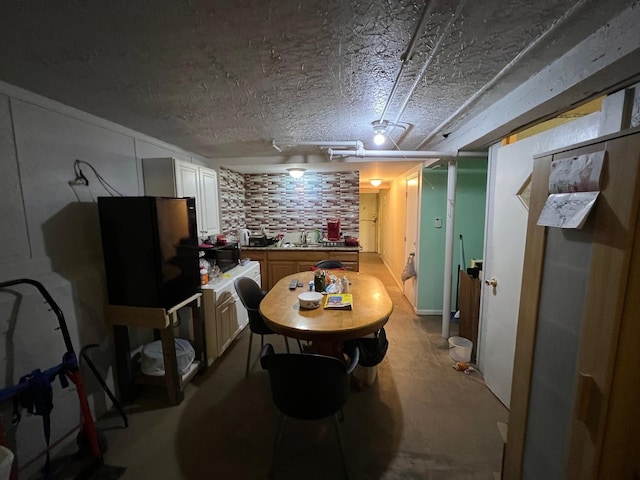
[{"x1": 201, "y1": 261, "x2": 260, "y2": 365}]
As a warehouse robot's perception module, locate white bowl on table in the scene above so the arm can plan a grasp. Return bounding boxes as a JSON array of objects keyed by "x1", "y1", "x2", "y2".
[{"x1": 298, "y1": 291, "x2": 323, "y2": 309}]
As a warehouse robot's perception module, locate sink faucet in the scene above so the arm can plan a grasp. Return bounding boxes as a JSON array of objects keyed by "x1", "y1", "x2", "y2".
[{"x1": 300, "y1": 230, "x2": 307, "y2": 245}]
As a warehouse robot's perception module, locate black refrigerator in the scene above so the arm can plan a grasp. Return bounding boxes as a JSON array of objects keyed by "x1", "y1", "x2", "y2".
[{"x1": 98, "y1": 196, "x2": 200, "y2": 309}]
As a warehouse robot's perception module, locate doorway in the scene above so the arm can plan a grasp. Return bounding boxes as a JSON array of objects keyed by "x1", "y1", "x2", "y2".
[
  {"x1": 359, "y1": 193, "x2": 378, "y2": 252},
  {"x1": 479, "y1": 113, "x2": 602, "y2": 407},
  {"x1": 403, "y1": 174, "x2": 420, "y2": 309}
]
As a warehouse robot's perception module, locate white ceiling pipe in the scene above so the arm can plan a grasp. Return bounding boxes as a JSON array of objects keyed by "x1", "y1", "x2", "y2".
[
  {"x1": 327, "y1": 148, "x2": 486, "y2": 159},
  {"x1": 391, "y1": 0, "x2": 468, "y2": 129},
  {"x1": 273, "y1": 140, "x2": 363, "y2": 151},
  {"x1": 379, "y1": 1, "x2": 435, "y2": 122},
  {"x1": 415, "y1": 0, "x2": 590, "y2": 150}
]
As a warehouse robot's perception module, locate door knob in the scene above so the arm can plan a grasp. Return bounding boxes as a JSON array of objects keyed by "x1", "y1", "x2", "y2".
[{"x1": 485, "y1": 277, "x2": 497, "y2": 287}]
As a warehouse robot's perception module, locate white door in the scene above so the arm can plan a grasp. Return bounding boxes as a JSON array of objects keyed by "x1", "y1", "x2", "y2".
[
  {"x1": 403, "y1": 174, "x2": 420, "y2": 309},
  {"x1": 479, "y1": 115, "x2": 601, "y2": 407},
  {"x1": 359, "y1": 193, "x2": 378, "y2": 252}
]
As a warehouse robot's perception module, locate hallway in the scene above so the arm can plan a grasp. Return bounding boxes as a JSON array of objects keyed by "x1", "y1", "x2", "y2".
[{"x1": 90, "y1": 253, "x2": 508, "y2": 479}]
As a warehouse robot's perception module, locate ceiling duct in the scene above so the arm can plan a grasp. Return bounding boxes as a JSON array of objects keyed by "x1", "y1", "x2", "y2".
[
  {"x1": 326, "y1": 148, "x2": 486, "y2": 160},
  {"x1": 415, "y1": 0, "x2": 590, "y2": 149},
  {"x1": 378, "y1": 0, "x2": 435, "y2": 123},
  {"x1": 272, "y1": 140, "x2": 363, "y2": 152},
  {"x1": 379, "y1": 0, "x2": 468, "y2": 146}
]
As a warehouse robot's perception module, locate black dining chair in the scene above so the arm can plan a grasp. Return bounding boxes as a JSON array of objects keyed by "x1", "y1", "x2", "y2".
[
  {"x1": 234, "y1": 277, "x2": 294, "y2": 377},
  {"x1": 260, "y1": 342, "x2": 359, "y2": 479},
  {"x1": 313, "y1": 260, "x2": 346, "y2": 270}
]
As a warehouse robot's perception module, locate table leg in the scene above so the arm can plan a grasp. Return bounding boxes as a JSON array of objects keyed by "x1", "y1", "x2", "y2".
[
  {"x1": 113, "y1": 325, "x2": 134, "y2": 403},
  {"x1": 160, "y1": 327, "x2": 182, "y2": 406},
  {"x1": 306, "y1": 340, "x2": 344, "y2": 358}
]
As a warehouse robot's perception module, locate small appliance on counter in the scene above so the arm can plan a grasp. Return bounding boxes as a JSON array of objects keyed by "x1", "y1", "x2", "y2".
[
  {"x1": 345, "y1": 236, "x2": 359, "y2": 247},
  {"x1": 201, "y1": 242, "x2": 240, "y2": 273},
  {"x1": 216, "y1": 234, "x2": 227, "y2": 246},
  {"x1": 327, "y1": 218, "x2": 341, "y2": 241},
  {"x1": 248, "y1": 234, "x2": 268, "y2": 247},
  {"x1": 237, "y1": 228, "x2": 251, "y2": 246}
]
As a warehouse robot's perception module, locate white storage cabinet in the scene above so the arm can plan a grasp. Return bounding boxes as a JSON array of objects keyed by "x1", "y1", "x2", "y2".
[
  {"x1": 142, "y1": 157, "x2": 221, "y2": 238},
  {"x1": 201, "y1": 261, "x2": 261, "y2": 365}
]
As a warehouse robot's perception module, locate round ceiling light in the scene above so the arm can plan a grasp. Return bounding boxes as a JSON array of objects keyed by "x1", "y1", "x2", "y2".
[
  {"x1": 370, "y1": 179, "x2": 382, "y2": 187},
  {"x1": 287, "y1": 168, "x2": 306, "y2": 179}
]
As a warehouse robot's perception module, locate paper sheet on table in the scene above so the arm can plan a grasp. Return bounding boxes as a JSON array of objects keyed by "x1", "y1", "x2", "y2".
[{"x1": 537, "y1": 151, "x2": 605, "y2": 229}]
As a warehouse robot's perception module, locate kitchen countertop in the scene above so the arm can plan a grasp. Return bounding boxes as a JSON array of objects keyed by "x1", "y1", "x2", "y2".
[
  {"x1": 200, "y1": 261, "x2": 260, "y2": 292},
  {"x1": 240, "y1": 245, "x2": 360, "y2": 252}
]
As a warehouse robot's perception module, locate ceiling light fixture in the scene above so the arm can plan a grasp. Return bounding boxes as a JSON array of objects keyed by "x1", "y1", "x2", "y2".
[
  {"x1": 371, "y1": 120, "x2": 408, "y2": 147},
  {"x1": 372, "y1": 121, "x2": 387, "y2": 146},
  {"x1": 370, "y1": 179, "x2": 382, "y2": 187},
  {"x1": 287, "y1": 168, "x2": 306, "y2": 179}
]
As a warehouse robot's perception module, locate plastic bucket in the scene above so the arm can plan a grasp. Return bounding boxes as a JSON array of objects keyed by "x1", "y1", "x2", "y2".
[
  {"x1": 0, "y1": 445, "x2": 14, "y2": 480},
  {"x1": 448, "y1": 336, "x2": 473, "y2": 362}
]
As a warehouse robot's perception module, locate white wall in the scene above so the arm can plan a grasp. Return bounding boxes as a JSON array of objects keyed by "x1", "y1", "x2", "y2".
[{"x1": 0, "y1": 83, "x2": 210, "y2": 472}]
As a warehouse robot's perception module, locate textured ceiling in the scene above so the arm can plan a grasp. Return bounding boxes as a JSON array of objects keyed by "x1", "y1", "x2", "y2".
[{"x1": 0, "y1": 0, "x2": 635, "y2": 177}]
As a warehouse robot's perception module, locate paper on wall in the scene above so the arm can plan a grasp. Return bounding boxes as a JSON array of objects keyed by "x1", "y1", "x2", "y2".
[
  {"x1": 537, "y1": 191, "x2": 599, "y2": 228},
  {"x1": 537, "y1": 150, "x2": 605, "y2": 229},
  {"x1": 548, "y1": 151, "x2": 604, "y2": 193}
]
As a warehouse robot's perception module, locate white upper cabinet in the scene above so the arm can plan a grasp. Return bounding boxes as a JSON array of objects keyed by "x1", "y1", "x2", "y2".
[
  {"x1": 198, "y1": 167, "x2": 221, "y2": 237},
  {"x1": 142, "y1": 157, "x2": 221, "y2": 238},
  {"x1": 175, "y1": 161, "x2": 199, "y2": 199}
]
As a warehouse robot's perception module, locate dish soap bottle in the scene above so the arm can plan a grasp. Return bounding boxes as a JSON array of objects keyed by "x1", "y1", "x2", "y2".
[{"x1": 341, "y1": 275, "x2": 349, "y2": 293}]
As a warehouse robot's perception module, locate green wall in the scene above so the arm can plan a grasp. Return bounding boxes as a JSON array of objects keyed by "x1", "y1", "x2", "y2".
[{"x1": 417, "y1": 158, "x2": 487, "y2": 312}]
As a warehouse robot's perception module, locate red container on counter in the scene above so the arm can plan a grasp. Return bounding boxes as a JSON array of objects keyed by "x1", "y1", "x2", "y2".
[{"x1": 345, "y1": 236, "x2": 359, "y2": 246}]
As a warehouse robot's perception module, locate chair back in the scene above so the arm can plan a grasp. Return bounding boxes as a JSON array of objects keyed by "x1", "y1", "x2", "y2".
[
  {"x1": 312, "y1": 260, "x2": 346, "y2": 270},
  {"x1": 260, "y1": 344, "x2": 359, "y2": 420},
  {"x1": 234, "y1": 277, "x2": 272, "y2": 335}
]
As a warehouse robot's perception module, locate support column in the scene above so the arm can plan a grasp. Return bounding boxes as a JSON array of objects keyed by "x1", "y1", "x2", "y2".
[{"x1": 442, "y1": 159, "x2": 457, "y2": 338}]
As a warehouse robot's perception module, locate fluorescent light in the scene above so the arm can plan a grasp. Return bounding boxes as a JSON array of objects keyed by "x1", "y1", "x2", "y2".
[
  {"x1": 370, "y1": 179, "x2": 382, "y2": 187},
  {"x1": 287, "y1": 168, "x2": 306, "y2": 179}
]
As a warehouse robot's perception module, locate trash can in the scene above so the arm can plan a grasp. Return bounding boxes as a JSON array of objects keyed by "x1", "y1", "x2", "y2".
[
  {"x1": 448, "y1": 336, "x2": 473, "y2": 362},
  {"x1": 0, "y1": 445, "x2": 14, "y2": 480},
  {"x1": 140, "y1": 338, "x2": 195, "y2": 377}
]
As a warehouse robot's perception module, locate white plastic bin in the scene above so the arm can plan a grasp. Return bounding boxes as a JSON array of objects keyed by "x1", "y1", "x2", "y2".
[
  {"x1": 140, "y1": 338, "x2": 195, "y2": 376},
  {"x1": 0, "y1": 445, "x2": 14, "y2": 480},
  {"x1": 448, "y1": 336, "x2": 473, "y2": 362}
]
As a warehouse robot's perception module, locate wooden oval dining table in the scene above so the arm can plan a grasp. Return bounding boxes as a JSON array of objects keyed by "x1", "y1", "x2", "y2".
[{"x1": 259, "y1": 270, "x2": 393, "y2": 356}]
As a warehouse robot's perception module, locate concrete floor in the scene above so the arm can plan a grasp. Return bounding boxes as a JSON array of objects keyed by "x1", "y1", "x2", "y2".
[{"x1": 68, "y1": 253, "x2": 508, "y2": 479}]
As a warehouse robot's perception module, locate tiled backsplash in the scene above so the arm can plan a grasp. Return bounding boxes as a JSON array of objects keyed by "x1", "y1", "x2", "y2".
[
  {"x1": 219, "y1": 167, "x2": 359, "y2": 237},
  {"x1": 219, "y1": 167, "x2": 246, "y2": 234}
]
